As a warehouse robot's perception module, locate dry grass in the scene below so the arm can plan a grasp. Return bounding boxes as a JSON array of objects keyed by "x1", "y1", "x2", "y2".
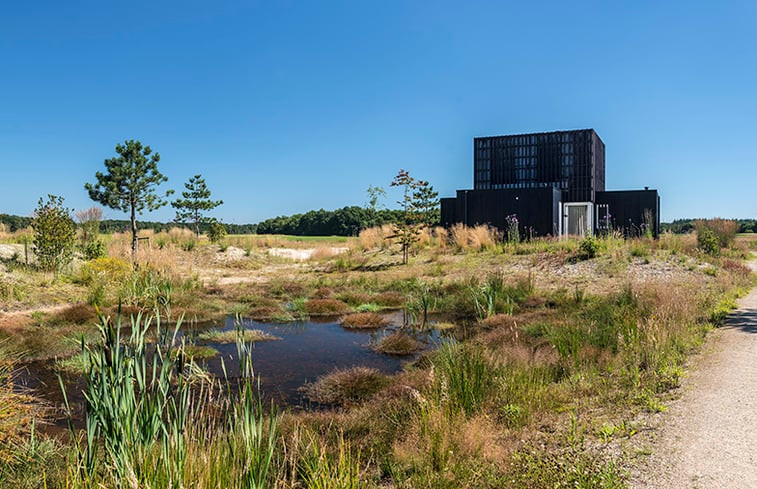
[
  {"x1": 374, "y1": 331, "x2": 423, "y2": 355},
  {"x1": 0, "y1": 227, "x2": 32, "y2": 245},
  {"x1": 196, "y1": 328, "x2": 281, "y2": 343},
  {"x1": 340, "y1": 312, "x2": 387, "y2": 328},
  {"x1": 374, "y1": 291, "x2": 405, "y2": 307},
  {"x1": 310, "y1": 246, "x2": 339, "y2": 260},
  {"x1": 55, "y1": 303, "x2": 97, "y2": 325},
  {"x1": 107, "y1": 237, "x2": 179, "y2": 273},
  {"x1": 431, "y1": 226, "x2": 449, "y2": 249},
  {"x1": 305, "y1": 299, "x2": 351, "y2": 315},
  {"x1": 450, "y1": 224, "x2": 497, "y2": 251},
  {"x1": 358, "y1": 225, "x2": 394, "y2": 250},
  {"x1": 299, "y1": 366, "x2": 390, "y2": 405}
]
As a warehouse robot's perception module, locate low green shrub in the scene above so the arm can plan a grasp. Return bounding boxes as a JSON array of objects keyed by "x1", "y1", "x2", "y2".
[
  {"x1": 578, "y1": 236, "x2": 600, "y2": 260},
  {"x1": 697, "y1": 228, "x2": 720, "y2": 256}
]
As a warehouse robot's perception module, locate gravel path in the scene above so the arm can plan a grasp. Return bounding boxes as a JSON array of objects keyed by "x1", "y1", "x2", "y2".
[{"x1": 631, "y1": 259, "x2": 757, "y2": 488}]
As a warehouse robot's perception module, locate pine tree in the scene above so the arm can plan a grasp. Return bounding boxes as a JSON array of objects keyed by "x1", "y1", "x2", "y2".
[
  {"x1": 85, "y1": 140, "x2": 173, "y2": 257},
  {"x1": 171, "y1": 175, "x2": 223, "y2": 237}
]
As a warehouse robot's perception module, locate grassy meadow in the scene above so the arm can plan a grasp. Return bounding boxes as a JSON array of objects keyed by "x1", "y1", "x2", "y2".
[{"x1": 0, "y1": 224, "x2": 754, "y2": 488}]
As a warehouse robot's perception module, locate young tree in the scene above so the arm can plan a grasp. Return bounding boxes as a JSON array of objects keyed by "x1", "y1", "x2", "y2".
[
  {"x1": 32, "y1": 195, "x2": 76, "y2": 273},
  {"x1": 85, "y1": 140, "x2": 173, "y2": 257},
  {"x1": 365, "y1": 185, "x2": 387, "y2": 211},
  {"x1": 390, "y1": 169, "x2": 421, "y2": 265},
  {"x1": 389, "y1": 170, "x2": 441, "y2": 264},
  {"x1": 412, "y1": 180, "x2": 440, "y2": 228},
  {"x1": 76, "y1": 206, "x2": 106, "y2": 259},
  {"x1": 171, "y1": 174, "x2": 223, "y2": 237}
]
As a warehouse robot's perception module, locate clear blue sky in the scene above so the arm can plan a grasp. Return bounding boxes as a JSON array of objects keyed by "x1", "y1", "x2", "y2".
[{"x1": 1, "y1": 1, "x2": 755, "y2": 223}]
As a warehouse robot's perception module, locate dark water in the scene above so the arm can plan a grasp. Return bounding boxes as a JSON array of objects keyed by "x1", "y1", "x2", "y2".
[
  {"x1": 185, "y1": 314, "x2": 440, "y2": 405},
  {"x1": 15, "y1": 313, "x2": 444, "y2": 433}
]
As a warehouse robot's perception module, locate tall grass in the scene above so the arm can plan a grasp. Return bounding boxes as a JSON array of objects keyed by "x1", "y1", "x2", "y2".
[
  {"x1": 431, "y1": 341, "x2": 497, "y2": 416},
  {"x1": 60, "y1": 310, "x2": 281, "y2": 488},
  {"x1": 450, "y1": 224, "x2": 497, "y2": 251}
]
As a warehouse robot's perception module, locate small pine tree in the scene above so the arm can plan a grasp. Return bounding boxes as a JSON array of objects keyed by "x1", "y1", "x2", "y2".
[
  {"x1": 32, "y1": 195, "x2": 76, "y2": 273},
  {"x1": 171, "y1": 175, "x2": 223, "y2": 237},
  {"x1": 412, "y1": 180, "x2": 439, "y2": 228},
  {"x1": 85, "y1": 140, "x2": 173, "y2": 257}
]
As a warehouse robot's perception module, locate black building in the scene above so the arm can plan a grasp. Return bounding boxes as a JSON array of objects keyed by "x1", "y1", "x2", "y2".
[{"x1": 441, "y1": 129, "x2": 660, "y2": 238}]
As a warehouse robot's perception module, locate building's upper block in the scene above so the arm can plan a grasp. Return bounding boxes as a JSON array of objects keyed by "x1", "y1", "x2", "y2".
[{"x1": 473, "y1": 128, "x2": 605, "y2": 203}]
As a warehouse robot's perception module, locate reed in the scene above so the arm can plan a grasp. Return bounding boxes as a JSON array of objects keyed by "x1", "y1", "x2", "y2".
[{"x1": 59, "y1": 310, "x2": 282, "y2": 488}]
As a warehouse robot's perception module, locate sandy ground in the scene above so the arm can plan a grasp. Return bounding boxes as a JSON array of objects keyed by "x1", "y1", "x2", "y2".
[
  {"x1": 0, "y1": 243, "x2": 25, "y2": 260},
  {"x1": 267, "y1": 246, "x2": 349, "y2": 260},
  {"x1": 631, "y1": 259, "x2": 757, "y2": 488}
]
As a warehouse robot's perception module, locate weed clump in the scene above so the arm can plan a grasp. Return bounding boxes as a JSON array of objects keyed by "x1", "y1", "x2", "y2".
[
  {"x1": 374, "y1": 331, "x2": 423, "y2": 355},
  {"x1": 340, "y1": 312, "x2": 387, "y2": 329},
  {"x1": 197, "y1": 329, "x2": 281, "y2": 343},
  {"x1": 304, "y1": 298, "x2": 350, "y2": 315},
  {"x1": 300, "y1": 366, "x2": 390, "y2": 405}
]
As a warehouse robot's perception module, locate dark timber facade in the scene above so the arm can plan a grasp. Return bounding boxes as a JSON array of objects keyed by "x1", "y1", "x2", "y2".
[{"x1": 441, "y1": 129, "x2": 660, "y2": 238}]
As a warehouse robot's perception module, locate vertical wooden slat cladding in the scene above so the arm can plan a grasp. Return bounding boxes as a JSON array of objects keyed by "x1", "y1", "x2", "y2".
[{"x1": 473, "y1": 129, "x2": 605, "y2": 204}]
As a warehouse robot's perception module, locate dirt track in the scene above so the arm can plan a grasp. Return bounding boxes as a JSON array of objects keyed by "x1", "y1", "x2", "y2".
[{"x1": 631, "y1": 260, "x2": 757, "y2": 488}]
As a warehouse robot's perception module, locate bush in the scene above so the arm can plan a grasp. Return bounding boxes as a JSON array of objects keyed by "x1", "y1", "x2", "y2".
[
  {"x1": 578, "y1": 235, "x2": 600, "y2": 260},
  {"x1": 82, "y1": 239, "x2": 107, "y2": 260},
  {"x1": 79, "y1": 257, "x2": 132, "y2": 284},
  {"x1": 695, "y1": 218, "x2": 738, "y2": 254},
  {"x1": 697, "y1": 228, "x2": 720, "y2": 256},
  {"x1": 208, "y1": 222, "x2": 227, "y2": 243},
  {"x1": 32, "y1": 194, "x2": 76, "y2": 272}
]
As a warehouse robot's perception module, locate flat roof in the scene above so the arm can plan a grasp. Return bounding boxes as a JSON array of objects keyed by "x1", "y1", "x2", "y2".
[{"x1": 474, "y1": 128, "x2": 599, "y2": 141}]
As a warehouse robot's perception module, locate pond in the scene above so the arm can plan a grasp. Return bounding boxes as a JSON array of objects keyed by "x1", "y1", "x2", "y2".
[
  {"x1": 183, "y1": 313, "x2": 442, "y2": 405},
  {"x1": 16, "y1": 312, "x2": 447, "y2": 433}
]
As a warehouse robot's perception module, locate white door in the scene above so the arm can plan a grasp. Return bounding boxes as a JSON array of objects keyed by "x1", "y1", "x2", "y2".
[{"x1": 563, "y1": 203, "x2": 593, "y2": 237}]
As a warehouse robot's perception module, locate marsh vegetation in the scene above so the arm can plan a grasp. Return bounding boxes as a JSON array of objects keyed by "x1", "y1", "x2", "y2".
[{"x1": 0, "y1": 223, "x2": 753, "y2": 488}]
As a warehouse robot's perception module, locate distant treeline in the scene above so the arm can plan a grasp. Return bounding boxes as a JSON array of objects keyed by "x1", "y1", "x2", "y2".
[
  {"x1": 0, "y1": 214, "x2": 32, "y2": 232},
  {"x1": 256, "y1": 206, "x2": 405, "y2": 236},
  {"x1": 1, "y1": 207, "x2": 409, "y2": 236},
  {"x1": 0, "y1": 213, "x2": 257, "y2": 235},
  {"x1": 662, "y1": 219, "x2": 757, "y2": 234},
  {"x1": 98, "y1": 220, "x2": 258, "y2": 235}
]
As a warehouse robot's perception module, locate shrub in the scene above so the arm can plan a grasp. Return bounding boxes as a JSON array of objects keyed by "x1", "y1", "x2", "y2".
[
  {"x1": 695, "y1": 218, "x2": 738, "y2": 249},
  {"x1": 578, "y1": 235, "x2": 600, "y2": 260},
  {"x1": 82, "y1": 239, "x2": 107, "y2": 260},
  {"x1": 208, "y1": 222, "x2": 227, "y2": 243},
  {"x1": 79, "y1": 256, "x2": 132, "y2": 285},
  {"x1": 76, "y1": 206, "x2": 104, "y2": 255},
  {"x1": 697, "y1": 228, "x2": 720, "y2": 256},
  {"x1": 32, "y1": 194, "x2": 76, "y2": 272}
]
